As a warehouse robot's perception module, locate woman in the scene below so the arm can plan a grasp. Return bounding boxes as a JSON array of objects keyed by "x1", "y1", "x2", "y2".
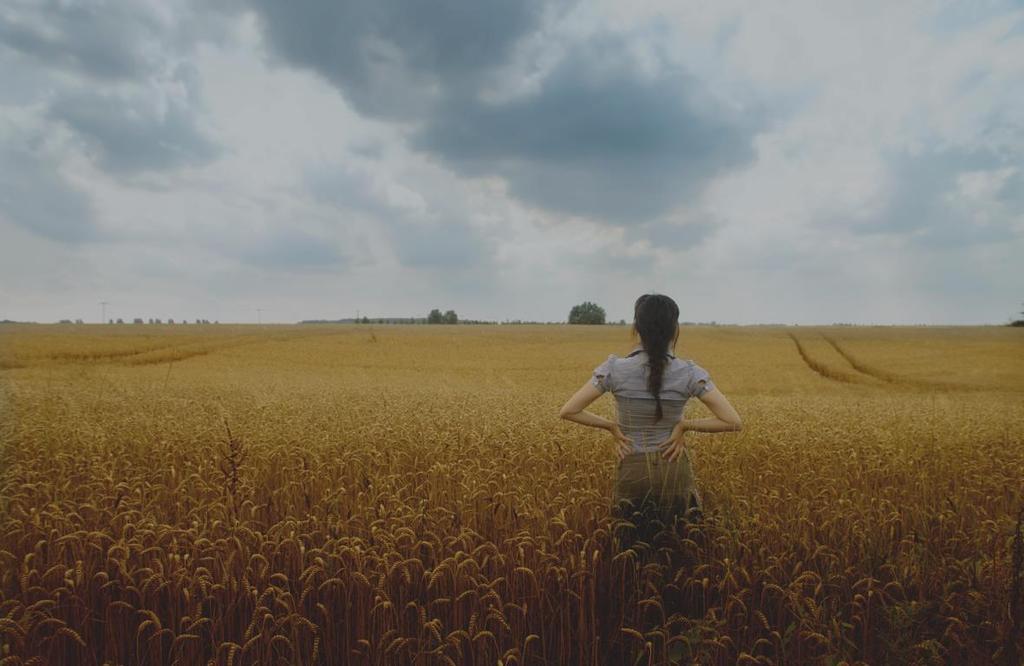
[{"x1": 558, "y1": 293, "x2": 742, "y2": 552}]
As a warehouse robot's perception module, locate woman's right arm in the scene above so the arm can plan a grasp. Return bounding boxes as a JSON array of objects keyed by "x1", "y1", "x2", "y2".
[{"x1": 680, "y1": 388, "x2": 742, "y2": 432}]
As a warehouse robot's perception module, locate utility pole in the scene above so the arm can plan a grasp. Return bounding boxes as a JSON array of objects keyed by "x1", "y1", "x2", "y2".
[
  {"x1": 99, "y1": 301, "x2": 109, "y2": 324},
  {"x1": 256, "y1": 308, "x2": 263, "y2": 325}
]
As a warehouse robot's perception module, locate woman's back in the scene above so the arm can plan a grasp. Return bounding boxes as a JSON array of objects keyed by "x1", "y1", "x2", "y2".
[
  {"x1": 559, "y1": 293, "x2": 742, "y2": 559},
  {"x1": 592, "y1": 345, "x2": 715, "y2": 454}
]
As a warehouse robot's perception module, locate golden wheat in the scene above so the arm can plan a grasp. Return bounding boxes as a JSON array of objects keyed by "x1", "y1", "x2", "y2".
[{"x1": 0, "y1": 323, "x2": 1021, "y2": 664}]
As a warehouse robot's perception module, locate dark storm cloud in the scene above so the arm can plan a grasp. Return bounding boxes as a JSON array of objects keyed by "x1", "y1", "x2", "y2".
[
  {"x1": 0, "y1": 0, "x2": 163, "y2": 79},
  {"x1": 0, "y1": 0, "x2": 235, "y2": 80},
  {"x1": 1, "y1": 1, "x2": 226, "y2": 174},
  {"x1": 0, "y1": 136, "x2": 96, "y2": 242},
  {"x1": 413, "y1": 36, "x2": 759, "y2": 223},
  {"x1": 48, "y1": 67, "x2": 220, "y2": 174},
  {"x1": 247, "y1": 2, "x2": 762, "y2": 224},
  {"x1": 419, "y1": 37, "x2": 760, "y2": 223},
  {"x1": 249, "y1": 0, "x2": 549, "y2": 120},
  {"x1": 857, "y1": 146, "x2": 1022, "y2": 247}
]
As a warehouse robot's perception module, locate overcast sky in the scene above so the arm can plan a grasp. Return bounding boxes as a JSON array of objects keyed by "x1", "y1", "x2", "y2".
[{"x1": 1, "y1": 1, "x2": 1022, "y2": 324}]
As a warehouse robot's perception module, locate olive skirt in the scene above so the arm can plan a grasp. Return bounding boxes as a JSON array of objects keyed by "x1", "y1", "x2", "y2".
[{"x1": 611, "y1": 449, "x2": 703, "y2": 550}]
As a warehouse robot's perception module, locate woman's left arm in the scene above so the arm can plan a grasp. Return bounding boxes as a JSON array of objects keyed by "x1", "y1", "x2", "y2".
[{"x1": 559, "y1": 382, "x2": 632, "y2": 459}]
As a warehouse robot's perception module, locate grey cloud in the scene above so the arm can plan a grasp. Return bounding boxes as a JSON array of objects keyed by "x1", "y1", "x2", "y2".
[
  {"x1": 233, "y1": 228, "x2": 347, "y2": 270},
  {"x1": 568, "y1": 244, "x2": 656, "y2": 276},
  {"x1": 0, "y1": 135, "x2": 96, "y2": 242},
  {"x1": 925, "y1": 2, "x2": 1023, "y2": 36},
  {"x1": 48, "y1": 65, "x2": 220, "y2": 173},
  {"x1": 0, "y1": 48, "x2": 59, "y2": 105},
  {"x1": 622, "y1": 213, "x2": 718, "y2": 250},
  {"x1": 856, "y1": 146, "x2": 1022, "y2": 247},
  {"x1": 305, "y1": 163, "x2": 391, "y2": 219},
  {"x1": 304, "y1": 163, "x2": 493, "y2": 270},
  {"x1": 249, "y1": 0, "x2": 550, "y2": 119},
  {"x1": 383, "y1": 219, "x2": 488, "y2": 269}
]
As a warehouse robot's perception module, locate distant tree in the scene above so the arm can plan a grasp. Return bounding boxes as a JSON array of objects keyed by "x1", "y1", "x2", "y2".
[
  {"x1": 443, "y1": 309, "x2": 458, "y2": 324},
  {"x1": 116, "y1": 318, "x2": 124, "y2": 324},
  {"x1": 619, "y1": 318, "x2": 626, "y2": 325},
  {"x1": 168, "y1": 318, "x2": 175, "y2": 324},
  {"x1": 1012, "y1": 301, "x2": 1024, "y2": 326},
  {"x1": 59, "y1": 319, "x2": 72, "y2": 324},
  {"x1": 568, "y1": 301, "x2": 606, "y2": 325},
  {"x1": 428, "y1": 308, "x2": 444, "y2": 324},
  {"x1": 362, "y1": 316, "x2": 370, "y2": 324},
  {"x1": 108, "y1": 318, "x2": 114, "y2": 324},
  {"x1": 74, "y1": 318, "x2": 84, "y2": 324},
  {"x1": 154, "y1": 318, "x2": 162, "y2": 324},
  {"x1": 133, "y1": 318, "x2": 143, "y2": 324}
]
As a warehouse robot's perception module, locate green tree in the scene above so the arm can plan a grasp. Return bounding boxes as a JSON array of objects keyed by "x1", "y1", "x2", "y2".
[
  {"x1": 443, "y1": 309, "x2": 458, "y2": 324},
  {"x1": 568, "y1": 301, "x2": 606, "y2": 325},
  {"x1": 428, "y1": 308, "x2": 444, "y2": 324}
]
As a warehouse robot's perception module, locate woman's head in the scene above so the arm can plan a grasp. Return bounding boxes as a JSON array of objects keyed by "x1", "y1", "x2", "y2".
[
  {"x1": 632, "y1": 293, "x2": 679, "y2": 350},
  {"x1": 632, "y1": 293, "x2": 679, "y2": 421}
]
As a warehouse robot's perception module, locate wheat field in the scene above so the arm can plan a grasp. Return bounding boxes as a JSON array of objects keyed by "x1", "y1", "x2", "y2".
[{"x1": 0, "y1": 323, "x2": 1022, "y2": 665}]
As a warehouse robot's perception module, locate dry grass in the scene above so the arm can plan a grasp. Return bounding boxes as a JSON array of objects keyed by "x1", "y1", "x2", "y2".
[{"x1": 0, "y1": 323, "x2": 1022, "y2": 664}]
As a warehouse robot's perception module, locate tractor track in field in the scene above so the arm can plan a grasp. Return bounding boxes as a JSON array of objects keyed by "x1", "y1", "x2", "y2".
[
  {"x1": 820, "y1": 335, "x2": 901, "y2": 384},
  {"x1": 7, "y1": 329, "x2": 339, "y2": 370},
  {"x1": 803, "y1": 333, "x2": 1009, "y2": 393},
  {"x1": 787, "y1": 332, "x2": 863, "y2": 384}
]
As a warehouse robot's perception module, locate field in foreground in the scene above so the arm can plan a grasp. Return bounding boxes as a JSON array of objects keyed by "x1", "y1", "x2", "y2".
[{"x1": 0, "y1": 323, "x2": 1022, "y2": 665}]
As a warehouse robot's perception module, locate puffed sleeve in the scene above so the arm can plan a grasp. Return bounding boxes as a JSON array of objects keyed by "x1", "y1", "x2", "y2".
[
  {"x1": 591, "y1": 354, "x2": 616, "y2": 394},
  {"x1": 688, "y1": 363, "x2": 716, "y2": 398}
]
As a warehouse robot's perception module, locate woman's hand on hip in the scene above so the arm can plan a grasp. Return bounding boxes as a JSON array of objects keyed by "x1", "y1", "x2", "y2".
[
  {"x1": 609, "y1": 424, "x2": 632, "y2": 461},
  {"x1": 657, "y1": 422, "x2": 688, "y2": 462}
]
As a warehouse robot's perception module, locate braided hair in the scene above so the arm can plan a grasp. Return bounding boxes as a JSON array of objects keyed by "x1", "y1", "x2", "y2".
[{"x1": 632, "y1": 293, "x2": 680, "y2": 422}]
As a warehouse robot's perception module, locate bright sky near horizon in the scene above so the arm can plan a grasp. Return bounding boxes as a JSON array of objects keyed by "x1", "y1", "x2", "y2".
[{"x1": 1, "y1": 1, "x2": 1022, "y2": 325}]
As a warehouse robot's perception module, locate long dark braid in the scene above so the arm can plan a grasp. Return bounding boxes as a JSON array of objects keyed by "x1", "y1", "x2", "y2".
[{"x1": 632, "y1": 293, "x2": 680, "y2": 422}]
